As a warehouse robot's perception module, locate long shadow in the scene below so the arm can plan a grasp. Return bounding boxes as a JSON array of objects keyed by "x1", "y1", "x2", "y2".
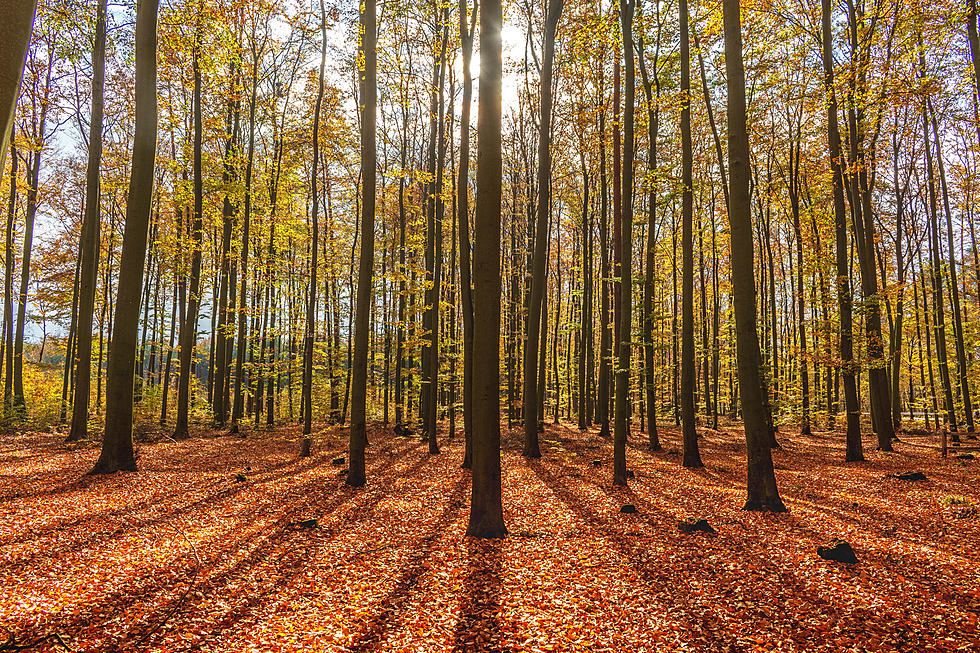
[
  {"x1": 622, "y1": 432, "x2": 973, "y2": 555},
  {"x1": 0, "y1": 434, "x2": 415, "y2": 561},
  {"x1": 104, "y1": 443, "x2": 439, "y2": 652},
  {"x1": 346, "y1": 475, "x2": 469, "y2": 652},
  {"x1": 0, "y1": 475, "x2": 92, "y2": 505},
  {"x1": 539, "y1": 446, "x2": 976, "y2": 649},
  {"x1": 0, "y1": 452, "x2": 335, "y2": 566},
  {"x1": 0, "y1": 450, "x2": 328, "y2": 549},
  {"x1": 527, "y1": 459, "x2": 743, "y2": 651},
  {"x1": 8, "y1": 438, "x2": 426, "y2": 648},
  {"x1": 451, "y1": 538, "x2": 505, "y2": 653}
]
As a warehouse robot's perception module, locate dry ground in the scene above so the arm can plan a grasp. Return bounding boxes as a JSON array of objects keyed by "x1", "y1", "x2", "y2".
[{"x1": 1, "y1": 421, "x2": 978, "y2": 652}]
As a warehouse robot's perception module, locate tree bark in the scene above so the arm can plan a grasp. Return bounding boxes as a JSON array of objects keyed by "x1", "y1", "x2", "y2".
[
  {"x1": 822, "y1": 0, "x2": 862, "y2": 461},
  {"x1": 347, "y1": 0, "x2": 376, "y2": 487},
  {"x1": 466, "y1": 0, "x2": 506, "y2": 538},
  {"x1": 722, "y1": 0, "x2": 785, "y2": 511},
  {"x1": 174, "y1": 9, "x2": 206, "y2": 440},
  {"x1": 523, "y1": 0, "x2": 563, "y2": 459},
  {"x1": 680, "y1": 0, "x2": 702, "y2": 468},
  {"x1": 67, "y1": 0, "x2": 107, "y2": 442},
  {"x1": 91, "y1": 0, "x2": 158, "y2": 474},
  {"x1": 457, "y1": 0, "x2": 477, "y2": 467}
]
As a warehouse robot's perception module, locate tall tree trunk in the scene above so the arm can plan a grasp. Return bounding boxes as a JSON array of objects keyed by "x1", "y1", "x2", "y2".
[
  {"x1": 845, "y1": 2, "x2": 893, "y2": 450},
  {"x1": 786, "y1": 117, "x2": 810, "y2": 436},
  {"x1": 231, "y1": 25, "x2": 262, "y2": 434},
  {"x1": 597, "y1": 78, "x2": 611, "y2": 439},
  {"x1": 457, "y1": 0, "x2": 476, "y2": 467},
  {"x1": 680, "y1": 0, "x2": 702, "y2": 468},
  {"x1": 91, "y1": 0, "x2": 158, "y2": 474},
  {"x1": 466, "y1": 0, "x2": 506, "y2": 538},
  {"x1": 923, "y1": 98, "x2": 957, "y2": 438},
  {"x1": 638, "y1": 22, "x2": 661, "y2": 450},
  {"x1": 822, "y1": 0, "x2": 862, "y2": 461},
  {"x1": 927, "y1": 103, "x2": 974, "y2": 434},
  {"x1": 301, "y1": 0, "x2": 328, "y2": 457},
  {"x1": 613, "y1": 0, "x2": 635, "y2": 485},
  {"x1": 214, "y1": 58, "x2": 239, "y2": 427},
  {"x1": 174, "y1": 10, "x2": 206, "y2": 440},
  {"x1": 577, "y1": 148, "x2": 592, "y2": 432},
  {"x1": 14, "y1": 46, "x2": 54, "y2": 414},
  {"x1": 347, "y1": 0, "x2": 376, "y2": 487},
  {"x1": 67, "y1": 0, "x2": 107, "y2": 442},
  {"x1": 523, "y1": 0, "x2": 563, "y2": 459},
  {"x1": 723, "y1": 0, "x2": 785, "y2": 511},
  {"x1": 3, "y1": 131, "x2": 15, "y2": 416}
]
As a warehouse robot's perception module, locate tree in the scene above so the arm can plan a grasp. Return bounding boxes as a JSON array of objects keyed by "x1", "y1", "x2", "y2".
[
  {"x1": 67, "y1": 0, "x2": 107, "y2": 443},
  {"x1": 612, "y1": 0, "x2": 635, "y2": 486},
  {"x1": 347, "y1": 0, "x2": 376, "y2": 487},
  {"x1": 722, "y1": 0, "x2": 785, "y2": 511},
  {"x1": 301, "y1": 0, "x2": 328, "y2": 458},
  {"x1": 637, "y1": 8, "x2": 662, "y2": 452},
  {"x1": 466, "y1": 0, "x2": 506, "y2": 539},
  {"x1": 822, "y1": 0, "x2": 862, "y2": 462},
  {"x1": 457, "y1": 0, "x2": 477, "y2": 467},
  {"x1": 90, "y1": 0, "x2": 159, "y2": 474},
  {"x1": 523, "y1": 0, "x2": 564, "y2": 460},
  {"x1": 0, "y1": 1, "x2": 37, "y2": 172},
  {"x1": 679, "y1": 0, "x2": 702, "y2": 469}
]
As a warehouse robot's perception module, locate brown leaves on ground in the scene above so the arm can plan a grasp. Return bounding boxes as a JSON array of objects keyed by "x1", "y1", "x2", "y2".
[{"x1": 1, "y1": 423, "x2": 978, "y2": 652}]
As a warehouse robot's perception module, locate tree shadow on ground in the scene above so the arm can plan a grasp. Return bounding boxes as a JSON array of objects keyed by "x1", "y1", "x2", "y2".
[{"x1": 451, "y1": 536, "x2": 504, "y2": 653}]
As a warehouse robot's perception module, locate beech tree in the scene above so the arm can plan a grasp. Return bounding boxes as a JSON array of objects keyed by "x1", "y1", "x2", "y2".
[{"x1": 91, "y1": 0, "x2": 159, "y2": 474}]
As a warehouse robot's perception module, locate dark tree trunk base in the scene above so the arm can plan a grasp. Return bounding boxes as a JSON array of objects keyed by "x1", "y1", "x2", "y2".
[
  {"x1": 88, "y1": 458, "x2": 138, "y2": 475},
  {"x1": 742, "y1": 497, "x2": 787, "y2": 512}
]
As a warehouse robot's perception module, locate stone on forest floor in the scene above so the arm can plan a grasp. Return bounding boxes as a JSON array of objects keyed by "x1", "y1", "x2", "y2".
[
  {"x1": 234, "y1": 473, "x2": 247, "y2": 483},
  {"x1": 620, "y1": 504, "x2": 638, "y2": 514},
  {"x1": 678, "y1": 518, "x2": 716, "y2": 534},
  {"x1": 817, "y1": 539, "x2": 858, "y2": 564},
  {"x1": 591, "y1": 459, "x2": 602, "y2": 467},
  {"x1": 886, "y1": 471, "x2": 927, "y2": 481}
]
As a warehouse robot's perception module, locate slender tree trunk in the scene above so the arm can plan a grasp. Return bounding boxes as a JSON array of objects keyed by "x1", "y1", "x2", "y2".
[
  {"x1": 347, "y1": 0, "x2": 376, "y2": 487},
  {"x1": 91, "y1": 0, "x2": 158, "y2": 474},
  {"x1": 174, "y1": 10, "x2": 206, "y2": 440},
  {"x1": 523, "y1": 0, "x2": 563, "y2": 458},
  {"x1": 823, "y1": 0, "x2": 862, "y2": 461},
  {"x1": 301, "y1": 0, "x2": 328, "y2": 457},
  {"x1": 231, "y1": 27, "x2": 262, "y2": 434},
  {"x1": 723, "y1": 0, "x2": 785, "y2": 510},
  {"x1": 14, "y1": 53, "x2": 53, "y2": 414},
  {"x1": 638, "y1": 23, "x2": 661, "y2": 451},
  {"x1": 3, "y1": 131, "x2": 16, "y2": 416},
  {"x1": 457, "y1": 0, "x2": 477, "y2": 467},
  {"x1": 680, "y1": 0, "x2": 702, "y2": 468},
  {"x1": 927, "y1": 103, "x2": 974, "y2": 433},
  {"x1": 466, "y1": 0, "x2": 506, "y2": 538},
  {"x1": 612, "y1": 0, "x2": 635, "y2": 485},
  {"x1": 67, "y1": 0, "x2": 107, "y2": 442}
]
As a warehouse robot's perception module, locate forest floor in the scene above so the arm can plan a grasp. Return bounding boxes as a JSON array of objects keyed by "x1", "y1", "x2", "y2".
[{"x1": 1, "y1": 421, "x2": 979, "y2": 652}]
